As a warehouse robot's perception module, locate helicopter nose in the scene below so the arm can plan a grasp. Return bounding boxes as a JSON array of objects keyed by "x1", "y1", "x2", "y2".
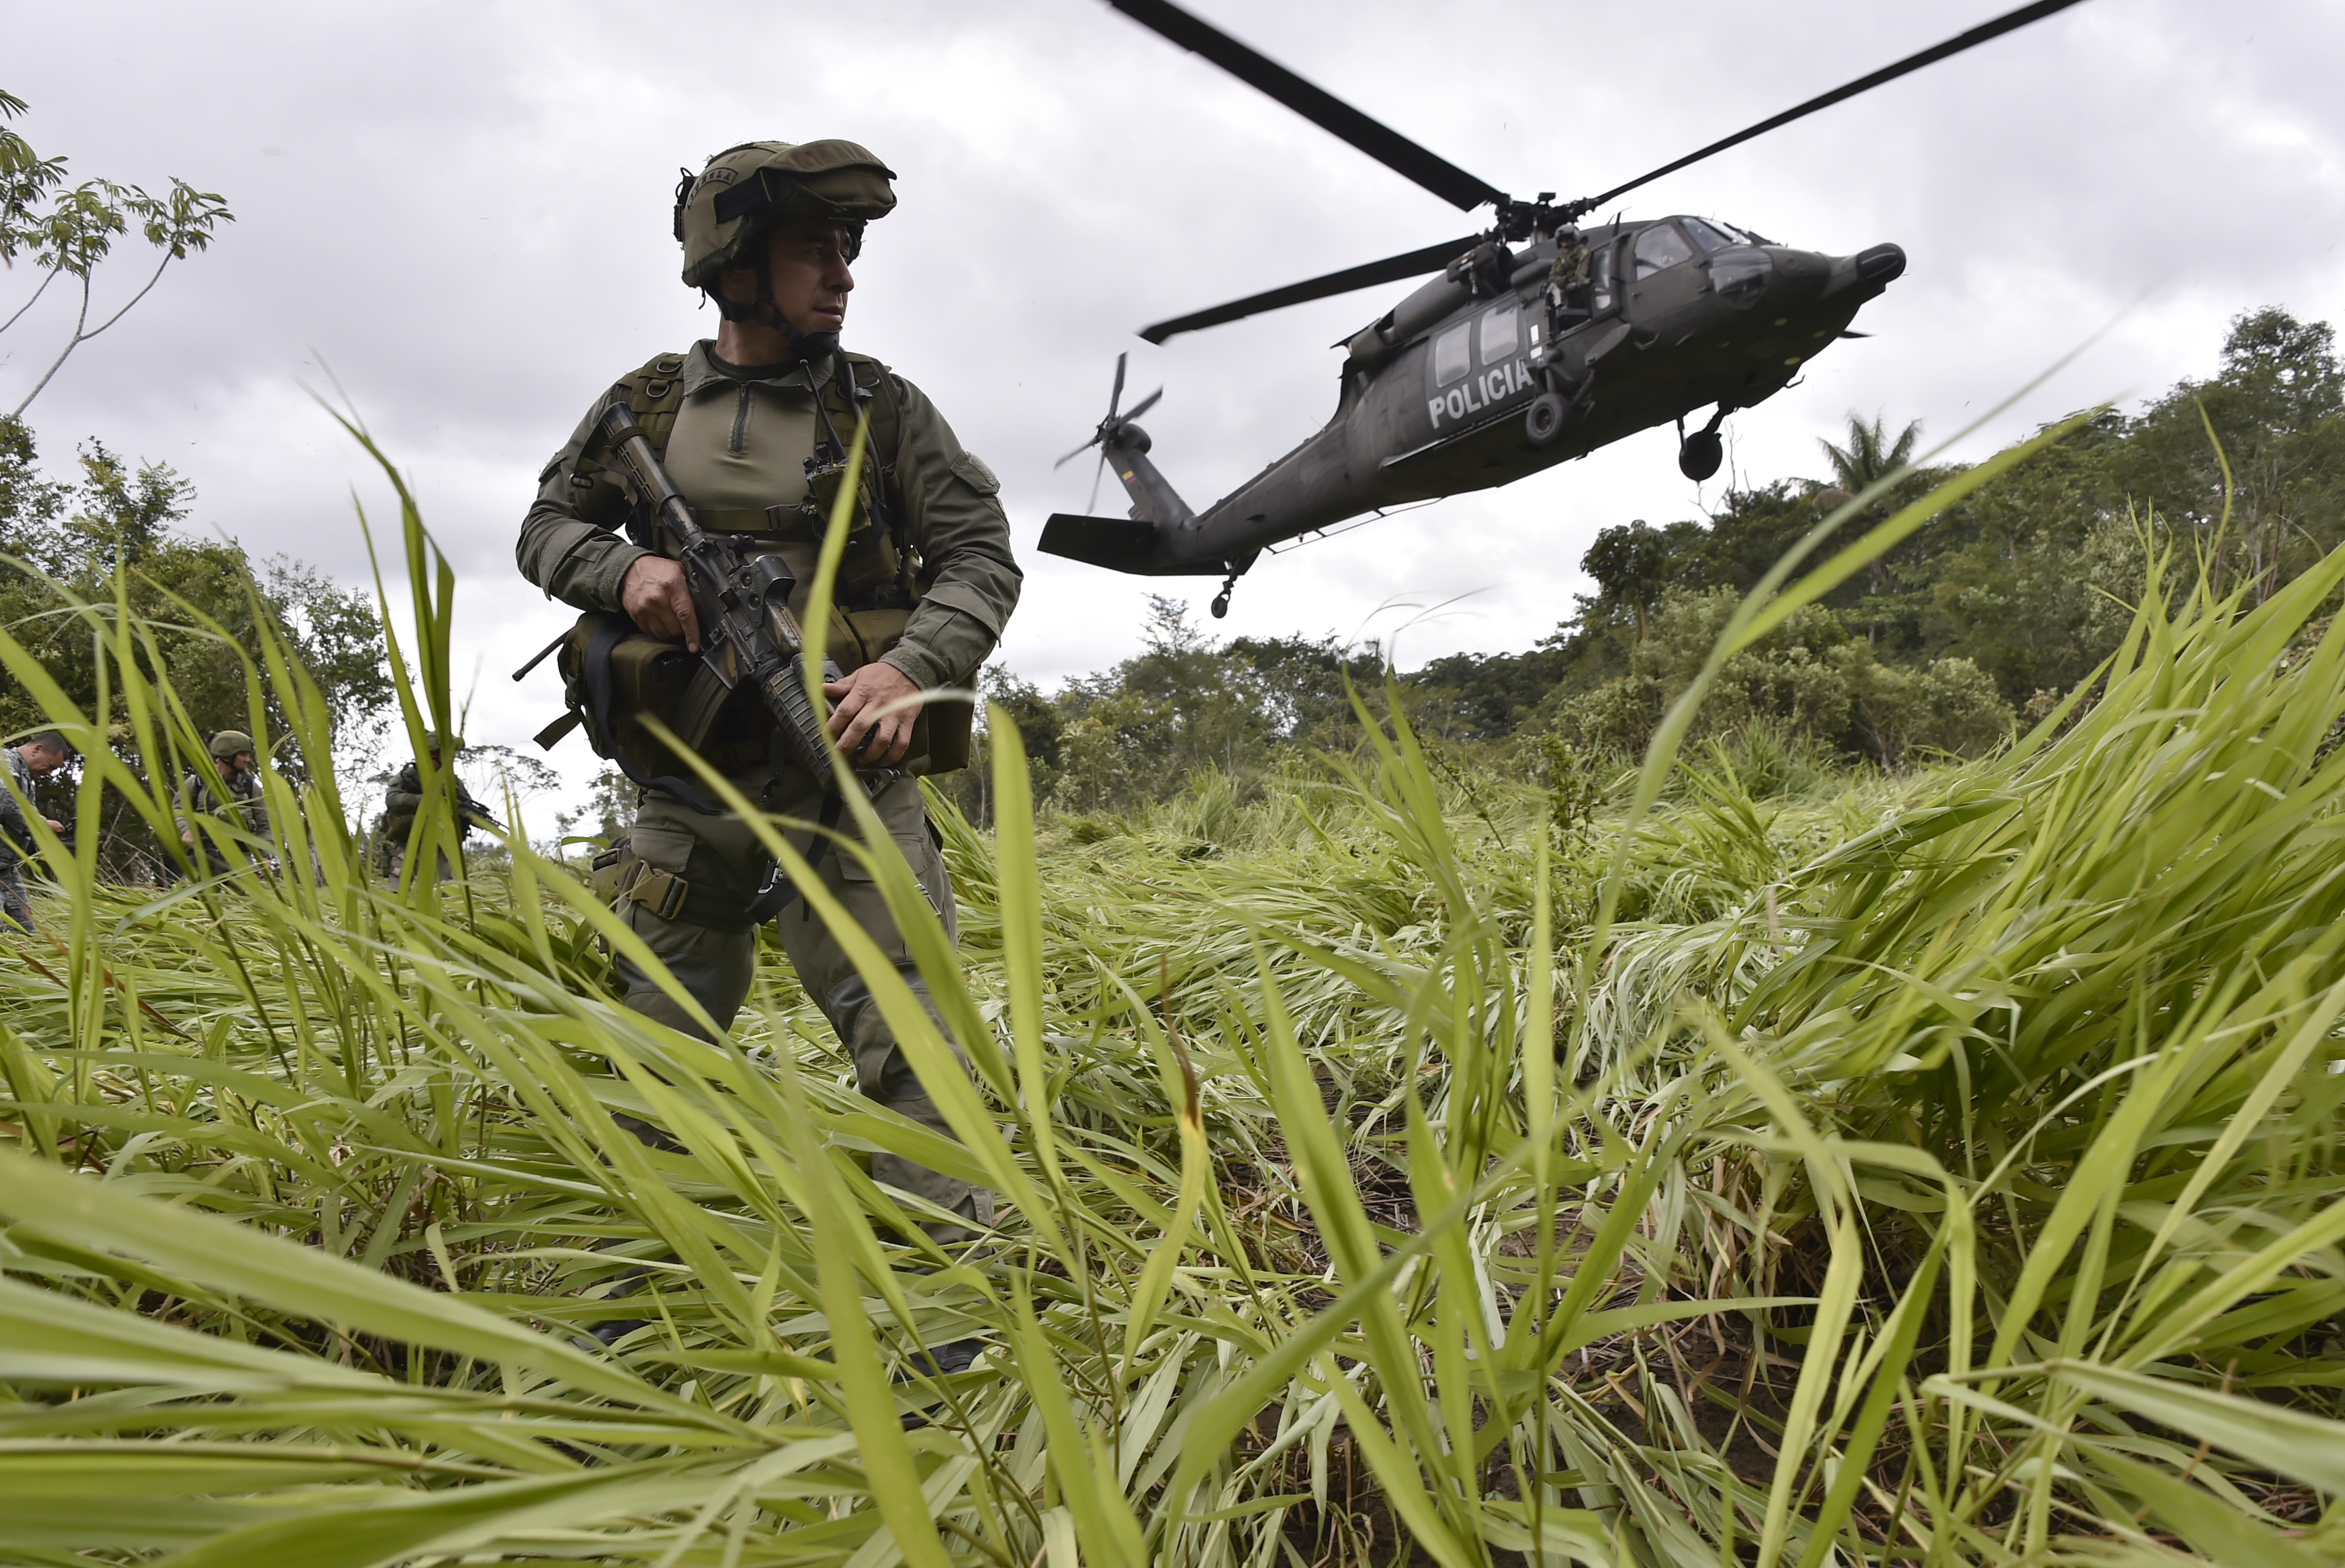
[{"x1": 1820, "y1": 242, "x2": 1906, "y2": 300}]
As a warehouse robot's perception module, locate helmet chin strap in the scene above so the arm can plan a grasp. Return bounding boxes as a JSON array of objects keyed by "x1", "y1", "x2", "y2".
[{"x1": 710, "y1": 247, "x2": 840, "y2": 362}]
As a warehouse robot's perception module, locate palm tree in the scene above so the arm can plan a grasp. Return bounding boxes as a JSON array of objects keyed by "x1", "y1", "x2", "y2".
[{"x1": 1820, "y1": 413, "x2": 1922, "y2": 616}]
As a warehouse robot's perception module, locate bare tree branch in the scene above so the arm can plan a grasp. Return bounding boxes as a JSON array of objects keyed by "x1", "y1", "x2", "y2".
[
  {"x1": 11, "y1": 269, "x2": 92, "y2": 419},
  {"x1": 0, "y1": 264, "x2": 56, "y2": 336},
  {"x1": 79, "y1": 247, "x2": 173, "y2": 340}
]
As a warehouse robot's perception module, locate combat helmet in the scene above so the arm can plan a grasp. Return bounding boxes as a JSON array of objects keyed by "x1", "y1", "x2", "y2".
[
  {"x1": 673, "y1": 140, "x2": 897, "y2": 306},
  {"x1": 207, "y1": 730, "x2": 255, "y2": 761},
  {"x1": 421, "y1": 730, "x2": 463, "y2": 757}
]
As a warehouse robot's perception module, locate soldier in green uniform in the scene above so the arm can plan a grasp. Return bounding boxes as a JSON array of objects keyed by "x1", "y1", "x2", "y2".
[
  {"x1": 0, "y1": 730, "x2": 73, "y2": 932},
  {"x1": 374, "y1": 732, "x2": 497, "y2": 879},
  {"x1": 179, "y1": 731, "x2": 271, "y2": 873},
  {"x1": 518, "y1": 140, "x2": 1020, "y2": 1255}
]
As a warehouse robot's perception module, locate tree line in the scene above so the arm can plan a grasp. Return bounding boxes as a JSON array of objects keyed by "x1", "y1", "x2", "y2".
[{"x1": 0, "y1": 416, "x2": 394, "y2": 875}]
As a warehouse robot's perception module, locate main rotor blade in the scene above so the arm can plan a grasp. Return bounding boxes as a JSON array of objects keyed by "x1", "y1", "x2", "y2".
[
  {"x1": 1139, "y1": 234, "x2": 1478, "y2": 345},
  {"x1": 1086, "y1": 450, "x2": 1107, "y2": 514},
  {"x1": 1581, "y1": 0, "x2": 2092, "y2": 211},
  {"x1": 1108, "y1": 351, "x2": 1127, "y2": 420},
  {"x1": 1055, "y1": 435, "x2": 1102, "y2": 469},
  {"x1": 1123, "y1": 387, "x2": 1164, "y2": 422},
  {"x1": 1104, "y1": 0, "x2": 1505, "y2": 213}
]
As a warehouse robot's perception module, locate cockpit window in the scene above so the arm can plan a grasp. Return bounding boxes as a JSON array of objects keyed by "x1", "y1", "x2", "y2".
[
  {"x1": 1683, "y1": 218, "x2": 1745, "y2": 253},
  {"x1": 1633, "y1": 223, "x2": 1695, "y2": 278}
]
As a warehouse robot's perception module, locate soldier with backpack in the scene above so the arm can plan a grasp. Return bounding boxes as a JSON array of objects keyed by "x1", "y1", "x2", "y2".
[
  {"x1": 516, "y1": 140, "x2": 1021, "y2": 1261},
  {"x1": 374, "y1": 732, "x2": 498, "y2": 880}
]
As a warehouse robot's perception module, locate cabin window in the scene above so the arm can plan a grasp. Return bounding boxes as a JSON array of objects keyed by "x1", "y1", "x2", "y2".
[
  {"x1": 1478, "y1": 304, "x2": 1517, "y2": 363},
  {"x1": 1589, "y1": 246, "x2": 1614, "y2": 312},
  {"x1": 1633, "y1": 223, "x2": 1694, "y2": 278},
  {"x1": 1432, "y1": 322, "x2": 1471, "y2": 387},
  {"x1": 1683, "y1": 218, "x2": 1743, "y2": 253}
]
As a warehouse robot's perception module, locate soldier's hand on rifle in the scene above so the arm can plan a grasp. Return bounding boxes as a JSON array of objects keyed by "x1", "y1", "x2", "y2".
[
  {"x1": 825, "y1": 661, "x2": 922, "y2": 767},
  {"x1": 622, "y1": 555, "x2": 702, "y2": 653}
]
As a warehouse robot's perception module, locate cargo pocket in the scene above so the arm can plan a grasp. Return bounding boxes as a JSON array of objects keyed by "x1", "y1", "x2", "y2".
[
  {"x1": 627, "y1": 820, "x2": 694, "y2": 876},
  {"x1": 839, "y1": 830, "x2": 948, "y2": 920}
]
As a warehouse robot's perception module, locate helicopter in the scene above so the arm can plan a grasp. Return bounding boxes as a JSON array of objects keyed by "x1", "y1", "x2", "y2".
[{"x1": 1039, "y1": 0, "x2": 2088, "y2": 618}]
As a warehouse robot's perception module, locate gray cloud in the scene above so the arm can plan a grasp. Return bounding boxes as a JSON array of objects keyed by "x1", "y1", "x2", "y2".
[{"x1": 5, "y1": 0, "x2": 2340, "y2": 797}]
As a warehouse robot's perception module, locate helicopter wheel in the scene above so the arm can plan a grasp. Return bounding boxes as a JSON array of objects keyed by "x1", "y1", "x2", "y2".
[
  {"x1": 1524, "y1": 392, "x2": 1571, "y2": 449},
  {"x1": 1210, "y1": 591, "x2": 1231, "y2": 619},
  {"x1": 1678, "y1": 430, "x2": 1724, "y2": 481}
]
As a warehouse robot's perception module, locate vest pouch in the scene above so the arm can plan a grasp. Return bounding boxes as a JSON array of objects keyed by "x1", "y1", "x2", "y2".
[
  {"x1": 829, "y1": 607, "x2": 973, "y2": 776},
  {"x1": 831, "y1": 518, "x2": 906, "y2": 605},
  {"x1": 556, "y1": 611, "x2": 702, "y2": 780}
]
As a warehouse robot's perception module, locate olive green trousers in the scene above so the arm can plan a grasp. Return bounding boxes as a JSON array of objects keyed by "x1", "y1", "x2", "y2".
[{"x1": 612, "y1": 767, "x2": 991, "y2": 1243}]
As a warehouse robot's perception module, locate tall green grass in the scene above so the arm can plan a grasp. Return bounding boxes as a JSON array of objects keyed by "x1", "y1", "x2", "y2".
[{"x1": 1, "y1": 430, "x2": 2344, "y2": 1566}]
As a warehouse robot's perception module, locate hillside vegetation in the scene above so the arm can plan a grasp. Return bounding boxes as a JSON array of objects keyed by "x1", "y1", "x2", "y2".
[{"x1": 3, "y1": 415, "x2": 2345, "y2": 1567}]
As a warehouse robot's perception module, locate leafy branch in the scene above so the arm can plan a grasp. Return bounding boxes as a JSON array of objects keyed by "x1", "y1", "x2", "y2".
[{"x1": 0, "y1": 88, "x2": 232, "y2": 418}]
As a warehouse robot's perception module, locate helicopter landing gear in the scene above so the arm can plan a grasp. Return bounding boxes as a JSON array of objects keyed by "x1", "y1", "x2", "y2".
[
  {"x1": 1527, "y1": 365, "x2": 1591, "y2": 449},
  {"x1": 1677, "y1": 406, "x2": 1731, "y2": 482},
  {"x1": 1525, "y1": 392, "x2": 1569, "y2": 448},
  {"x1": 1211, "y1": 567, "x2": 1239, "y2": 619}
]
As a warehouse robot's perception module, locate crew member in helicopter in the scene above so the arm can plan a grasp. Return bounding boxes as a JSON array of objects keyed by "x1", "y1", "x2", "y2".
[{"x1": 1549, "y1": 228, "x2": 1592, "y2": 320}]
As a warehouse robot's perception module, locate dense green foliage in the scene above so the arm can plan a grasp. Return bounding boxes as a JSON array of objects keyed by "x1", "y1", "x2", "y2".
[
  {"x1": 2, "y1": 437, "x2": 2345, "y2": 1566},
  {"x1": 0, "y1": 415, "x2": 392, "y2": 874},
  {"x1": 979, "y1": 308, "x2": 2345, "y2": 816}
]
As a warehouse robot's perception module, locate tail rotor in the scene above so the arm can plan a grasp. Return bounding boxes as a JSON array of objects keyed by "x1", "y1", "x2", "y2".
[{"x1": 1055, "y1": 351, "x2": 1163, "y2": 512}]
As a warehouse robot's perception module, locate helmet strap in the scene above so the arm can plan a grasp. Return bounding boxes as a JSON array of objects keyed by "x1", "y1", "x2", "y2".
[{"x1": 704, "y1": 242, "x2": 840, "y2": 362}]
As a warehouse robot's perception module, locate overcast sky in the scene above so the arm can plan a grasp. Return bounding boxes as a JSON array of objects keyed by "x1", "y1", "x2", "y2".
[{"x1": 4, "y1": 0, "x2": 2341, "y2": 807}]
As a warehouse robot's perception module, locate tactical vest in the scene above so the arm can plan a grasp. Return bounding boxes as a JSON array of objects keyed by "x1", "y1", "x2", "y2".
[{"x1": 547, "y1": 349, "x2": 971, "y2": 798}]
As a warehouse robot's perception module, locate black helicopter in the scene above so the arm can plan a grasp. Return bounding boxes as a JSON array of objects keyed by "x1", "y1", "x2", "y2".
[{"x1": 1040, "y1": 0, "x2": 2087, "y2": 618}]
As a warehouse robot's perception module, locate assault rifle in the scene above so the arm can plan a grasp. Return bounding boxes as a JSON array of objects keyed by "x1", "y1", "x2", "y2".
[{"x1": 593, "y1": 401, "x2": 883, "y2": 795}]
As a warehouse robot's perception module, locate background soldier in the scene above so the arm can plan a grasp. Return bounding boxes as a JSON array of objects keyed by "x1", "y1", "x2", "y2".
[
  {"x1": 179, "y1": 730, "x2": 270, "y2": 873},
  {"x1": 518, "y1": 140, "x2": 1021, "y2": 1271},
  {"x1": 0, "y1": 729, "x2": 73, "y2": 932},
  {"x1": 374, "y1": 732, "x2": 497, "y2": 879}
]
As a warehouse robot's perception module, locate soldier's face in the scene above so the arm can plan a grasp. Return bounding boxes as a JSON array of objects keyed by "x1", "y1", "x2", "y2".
[
  {"x1": 755, "y1": 220, "x2": 855, "y2": 334},
  {"x1": 20, "y1": 742, "x2": 65, "y2": 776}
]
